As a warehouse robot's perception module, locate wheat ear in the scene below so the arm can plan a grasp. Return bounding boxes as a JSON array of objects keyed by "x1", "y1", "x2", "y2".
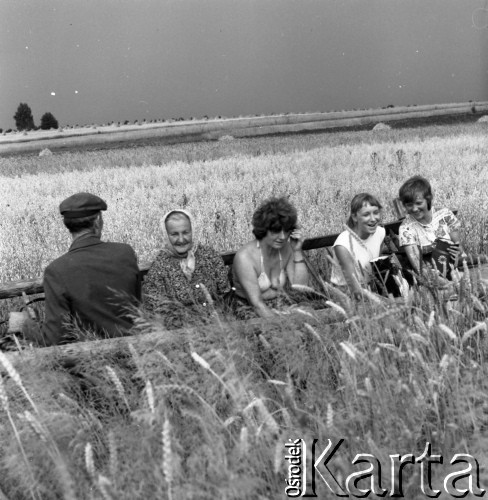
[
  {"x1": 85, "y1": 442, "x2": 96, "y2": 481},
  {"x1": 162, "y1": 415, "x2": 173, "y2": 500},
  {"x1": 105, "y1": 366, "x2": 130, "y2": 411}
]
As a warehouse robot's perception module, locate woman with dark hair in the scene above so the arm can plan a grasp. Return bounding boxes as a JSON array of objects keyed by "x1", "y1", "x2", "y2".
[
  {"x1": 398, "y1": 176, "x2": 462, "y2": 277},
  {"x1": 143, "y1": 209, "x2": 230, "y2": 319},
  {"x1": 330, "y1": 193, "x2": 386, "y2": 297},
  {"x1": 231, "y1": 197, "x2": 309, "y2": 319}
]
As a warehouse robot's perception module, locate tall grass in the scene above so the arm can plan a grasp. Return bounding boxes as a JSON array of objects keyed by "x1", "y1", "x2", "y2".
[
  {"x1": 1, "y1": 123, "x2": 487, "y2": 284},
  {"x1": 1, "y1": 121, "x2": 488, "y2": 498},
  {"x1": 1, "y1": 272, "x2": 488, "y2": 498}
]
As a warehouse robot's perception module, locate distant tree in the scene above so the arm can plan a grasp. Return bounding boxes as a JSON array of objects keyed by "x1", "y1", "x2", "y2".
[
  {"x1": 40, "y1": 112, "x2": 59, "y2": 130},
  {"x1": 13, "y1": 103, "x2": 35, "y2": 131}
]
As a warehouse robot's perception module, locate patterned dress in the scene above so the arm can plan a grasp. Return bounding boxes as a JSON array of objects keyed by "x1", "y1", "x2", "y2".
[
  {"x1": 398, "y1": 207, "x2": 461, "y2": 279},
  {"x1": 143, "y1": 245, "x2": 230, "y2": 315},
  {"x1": 399, "y1": 208, "x2": 460, "y2": 251}
]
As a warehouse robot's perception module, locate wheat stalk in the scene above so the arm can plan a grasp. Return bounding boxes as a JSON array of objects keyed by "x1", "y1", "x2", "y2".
[
  {"x1": 438, "y1": 324, "x2": 458, "y2": 342},
  {"x1": 238, "y1": 426, "x2": 249, "y2": 457},
  {"x1": 23, "y1": 411, "x2": 77, "y2": 500},
  {"x1": 0, "y1": 351, "x2": 38, "y2": 413},
  {"x1": 191, "y1": 352, "x2": 210, "y2": 370},
  {"x1": 303, "y1": 322, "x2": 324, "y2": 349},
  {"x1": 105, "y1": 366, "x2": 130, "y2": 411},
  {"x1": 273, "y1": 437, "x2": 284, "y2": 474},
  {"x1": 107, "y1": 430, "x2": 118, "y2": 485},
  {"x1": 98, "y1": 475, "x2": 117, "y2": 500},
  {"x1": 190, "y1": 351, "x2": 235, "y2": 398},
  {"x1": 0, "y1": 376, "x2": 9, "y2": 413},
  {"x1": 23, "y1": 410, "x2": 48, "y2": 443},
  {"x1": 162, "y1": 415, "x2": 173, "y2": 500},
  {"x1": 0, "y1": 379, "x2": 39, "y2": 500},
  {"x1": 128, "y1": 343, "x2": 146, "y2": 379},
  {"x1": 324, "y1": 300, "x2": 348, "y2": 318},
  {"x1": 246, "y1": 397, "x2": 280, "y2": 436},
  {"x1": 339, "y1": 341, "x2": 358, "y2": 361},
  {"x1": 85, "y1": 442, "x2": 96, "y2": 481},
  {"x1": 145, "y1": 379, "x2": 155, "y2": 414},
  {"x1": 462, "y1": 322, "x2": 487, "y2": 344},
  {"x1": 326, "y1": 403, "x2": 334, "y2": 429}
]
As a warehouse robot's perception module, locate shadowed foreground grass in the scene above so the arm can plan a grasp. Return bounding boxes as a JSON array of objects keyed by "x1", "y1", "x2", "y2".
[{"x1": 1, "y1": 269, "x2": 488, "y2": 499}]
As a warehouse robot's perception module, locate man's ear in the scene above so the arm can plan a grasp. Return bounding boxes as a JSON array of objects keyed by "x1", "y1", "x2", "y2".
[{"x1": 94, "y1": 213, "x2": 103, "y2": 234}]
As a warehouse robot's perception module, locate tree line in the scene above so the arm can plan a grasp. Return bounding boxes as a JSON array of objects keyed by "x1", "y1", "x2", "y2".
[{"x1": 12, "y1": 103, "x2": 58, "y2": 131}]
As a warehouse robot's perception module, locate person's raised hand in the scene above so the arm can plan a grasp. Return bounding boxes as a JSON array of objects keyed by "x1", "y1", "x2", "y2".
[{"x1": 290, "y1": 228, "x2": 305, "y2": 252}]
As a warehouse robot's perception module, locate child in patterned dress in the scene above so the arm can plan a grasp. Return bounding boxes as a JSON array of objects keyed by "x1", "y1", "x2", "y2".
[{"x1": 398, "y1": 176, "x2": 462, "y2": 280}]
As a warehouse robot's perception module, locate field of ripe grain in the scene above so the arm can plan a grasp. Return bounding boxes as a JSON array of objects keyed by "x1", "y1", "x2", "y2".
[
  {"x1": 2, "y1": 122, "x2": 488, "y2": 500},
  {"x1": 0, "y1": 121, "x2": 487, "y2": 283}
]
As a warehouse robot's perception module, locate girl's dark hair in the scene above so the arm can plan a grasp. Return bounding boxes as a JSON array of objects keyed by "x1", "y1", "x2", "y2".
[
  {"x1": 63, "y1": 213, "x2": 99, "y2": 234},
  {"x1": 346, "y1": 193, "x2": 383, "y2": 228},
  {"x1": 252, "y1": 197, "x2": 297, "y2": 240},
  {"x1": 398, "y1": 176, "x2": 433, "y2": 210}
]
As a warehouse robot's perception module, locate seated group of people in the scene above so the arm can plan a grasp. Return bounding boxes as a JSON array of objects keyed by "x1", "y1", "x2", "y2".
[
  {"x1": 330, "y1": 176, "x2": 462, "y2": 298},
  {"x1": 143, "y1": 198, "x2": 309, "y2": 321},
  {"x1": 13, "y1": 174, "x2": 463, "y2": 346}
]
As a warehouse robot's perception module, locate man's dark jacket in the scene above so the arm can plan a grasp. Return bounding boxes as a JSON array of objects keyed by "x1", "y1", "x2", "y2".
[{"x1": 41, "y1": 234, "x2": 141, "y2": 346}]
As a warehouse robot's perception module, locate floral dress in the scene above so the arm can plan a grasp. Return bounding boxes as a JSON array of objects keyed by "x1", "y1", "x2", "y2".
[
  {"x1": 399, "y1": 207, "x2": 460, "y2": 251},
  {"x1": 398, "y1": 207, "x2": 461, "y2": 279},
  {"x1": 143, "y1": 245, "x2": 230, "y2": 320}
]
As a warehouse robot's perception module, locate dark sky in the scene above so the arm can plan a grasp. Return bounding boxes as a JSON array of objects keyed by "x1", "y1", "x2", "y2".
[{"x1": 1, "y1": 0, "x2": 487, "y2": 129}]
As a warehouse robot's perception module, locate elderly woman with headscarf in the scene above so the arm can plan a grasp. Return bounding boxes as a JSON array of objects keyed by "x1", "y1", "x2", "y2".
[{"x1": 143, "y1": 209, "x2": 230, "y2": 316}]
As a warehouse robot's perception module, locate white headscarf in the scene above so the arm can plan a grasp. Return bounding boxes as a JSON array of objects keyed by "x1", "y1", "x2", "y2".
[{"x1": 160, "y1": 209, "x2": 198, "y2": 280}]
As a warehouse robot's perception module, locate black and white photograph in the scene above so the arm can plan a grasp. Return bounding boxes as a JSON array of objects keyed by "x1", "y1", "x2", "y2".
[{"x1": 1, "y1": 1, "x2": 488, "y2": 498}]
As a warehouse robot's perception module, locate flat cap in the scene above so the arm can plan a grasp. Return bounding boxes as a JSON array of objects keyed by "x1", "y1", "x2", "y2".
[{"x1": 59, "y1": 192, "x2": 107, "y2": 219}]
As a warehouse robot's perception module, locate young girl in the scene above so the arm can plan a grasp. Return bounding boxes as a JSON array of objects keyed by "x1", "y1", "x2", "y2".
[
  {"x1": 330, "y1": 193, "x2": 386, "y2": 298},
  {"x1": 398, "y1": 176, "x2": 462, "y2": 278}
]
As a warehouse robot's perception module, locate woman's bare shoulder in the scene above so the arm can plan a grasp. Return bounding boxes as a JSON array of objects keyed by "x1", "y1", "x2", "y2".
[
  {"x1": 235, "y1": 240, "x2": 258, "y2": 254},
  {"x1": 234, "y1": 240, "x2": 258, "y2": 263}
]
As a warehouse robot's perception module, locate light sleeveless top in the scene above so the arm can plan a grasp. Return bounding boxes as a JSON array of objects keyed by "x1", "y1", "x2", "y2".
[
  {"x1": 330, "y1": 226, "x2": 385, "y2": 286},
  {"x1": 257, "y1": 240, "x2": 287, "y2": 292}
]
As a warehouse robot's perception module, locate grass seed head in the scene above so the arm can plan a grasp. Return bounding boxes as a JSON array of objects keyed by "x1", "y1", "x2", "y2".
[
  {"x1": 162, "y1": 417, "x2": 173, "y2": 485},
  {"x1": 105, "y1": 366, "x2": 129, "y2": 409},
  {"x1": 0, "y1": 376, "x2": 9, "y2": 412},
  {"x1": 85, "y1": 442, "x2": 96, "y2": 480},
  {"x1": 239, "y1": 426, "x2": 249, "y2": 456},
  {"x1": 191, "y1": 351, "x2": 211, "y2": 370},
  {"x1": 145, "y1": 379, "x2": 155, "y2": 414}
]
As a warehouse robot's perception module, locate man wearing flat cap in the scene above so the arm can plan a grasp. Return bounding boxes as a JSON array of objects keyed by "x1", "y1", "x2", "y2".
[{"x1": 21, "y1": 192, "x2": 141, "y2": 346}]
